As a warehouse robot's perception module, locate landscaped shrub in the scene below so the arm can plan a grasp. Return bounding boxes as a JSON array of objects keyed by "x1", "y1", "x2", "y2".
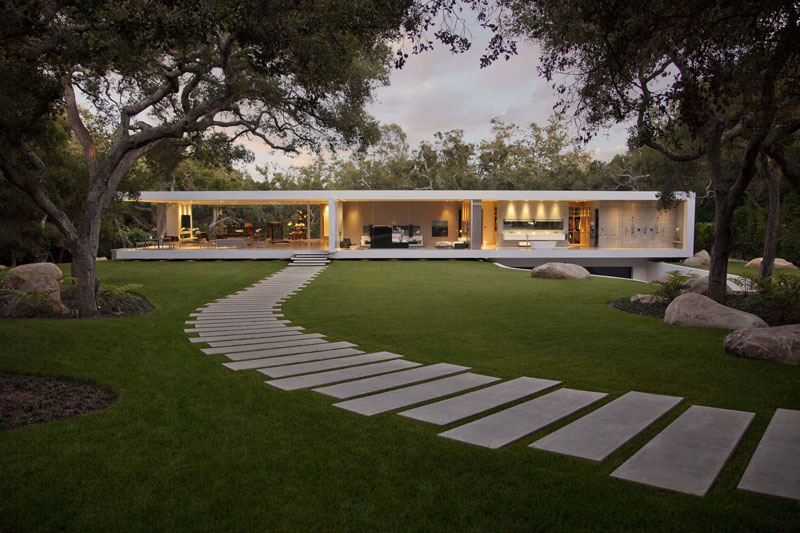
[
  {"x1": 694, "y1": 222, "x2": 715, "y2": 256},
  {"x1": 692, "y1": 191, "x2": 800, "y2": 265},
  {"x1": 99, "y1": 284, "x2": 144, "y2": 313},
  {"x1": 729, "y1": 273, "x2": 800, "y2": 326},
  {"x1": 653, "y1": 270, "x2": 697, "y2": 302}
]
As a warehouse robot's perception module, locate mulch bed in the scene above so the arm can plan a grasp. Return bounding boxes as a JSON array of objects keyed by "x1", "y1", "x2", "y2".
[
  {"x1": 0, "y1": 373, "x2": 118, "y2": 431},
  {"x1": 61, "y1": 290, "x2": 154, "y2": 318},
  {"x1": 608, "y1": 298, "x2": 669, "y2": 319},
  {"x1": 608, "y1": 293, "x2": 798, "y2": 326}
]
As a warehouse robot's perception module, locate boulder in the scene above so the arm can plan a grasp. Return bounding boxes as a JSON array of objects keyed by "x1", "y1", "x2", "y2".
[
  {"x1": 649, "y1": 276, "x2": 669, "y2": 285},
  {"x1": 531, "y1": 262, "x2": 591, "y2": 280},
  {"x1": 96, "y1": 257, "x2": 107, "y2": 261},
  {"x1": 744, "y1": 258, "x2": 761, "y2": 268},
  {"x1": 630, "y1": 294, "x2": 665, "y2": 304},
  {"x1": 664, "y1": 293, "x2": 768, "y2": 329},
  {"x1": 683, "y1": 276, "x2": 709, "y2": 295},
  {"x1": 682, "y1": 256, "x2": 706, "y2": 267},
  {"x1": 744, "y1": 257, "x2": 798, "y2": 269},
  {"x1": 0, "y1": 280, "x2": 70, "y2": 317},
  {"x1": 682, "y1": 251, "x2": 710, "y2": 267},
  {"x1": 6, "y1": 263, "x2": 62, "y2": 289},
  {"x1": 20, "y1": 274, "x2": 61, "y2": 301},
  {"x1": 724, "y1": 324, "x2": 800, "y2": 365}
]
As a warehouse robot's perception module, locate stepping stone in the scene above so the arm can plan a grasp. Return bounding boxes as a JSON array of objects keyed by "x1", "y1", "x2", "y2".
[
  {"x1": 225, "y1": 341, "x2": 358, "y2": 361},
  {"x1": 334, "y1": 373, "x2": 501, "y2": 416},
  {"x1": 266, "y1": 360, "x2": 421, "y2": 390},
  {"x1": 190, "y1": 313, "x2": 282, "y2": 320},
  {"x1": 737, "y1": 408, "x2": 800, "y2": 501},
  {"x1": 399, "y1": 377, "x2": 561, "y2": 425},
  {"x1": 224, "y1": 348, "x2": 364, "y2": 371},
  {"x1": 186, "y1": 319, "x2": 290, "y2": 328},
  {"x1": 198, "y1": 310, "x2": 280, "y2": 315},
  {"x1": 191, "y1": 326, "x2": 303, "y2": 339},
  {"x1": 259, "y1": 351, "x2": 402, "y2": 378},
  {"x1": 184, "y1": 322, "x2": 290, "y2": 333},
  {"x1": 313, "y1": 363, "x2": 470, "y2": 399},
  {"x1": 610, "y1": 405, "x2": 754, "y2": 496},
  {"x1": 438, "y1": 388, "x2": 607, "y2": 450},
  {"x1": 199, "y1": 307, "x2": 278, "y2": 312},
  {"x1": 205, "y1": 333, "x2": 321, "y2": 348},
  {"x1": 202, "y1": 337, "x2": 329, "y2": 355},
  {"x1": 530, "y1": 391, "x2": 683, "y2": 462},
  {"x1": 185, "y1": 318, "x2": 282, "y2": 325}
]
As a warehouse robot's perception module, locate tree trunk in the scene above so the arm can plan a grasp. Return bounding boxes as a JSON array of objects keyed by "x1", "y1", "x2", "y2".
[
  {"x1": 71, "y1": 244, "x2": 99, "y2": 317},
  {"x1": 708, "y1": 200, "x2": 733, "y2": 304},
  {"x1": 70, "y1": 202, "x2": 105, "y2": 318},
  {"x1": 760, "y1": 160, "x2": 780, "y2": 280}
]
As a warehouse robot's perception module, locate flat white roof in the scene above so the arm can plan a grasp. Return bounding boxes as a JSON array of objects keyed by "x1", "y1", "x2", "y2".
[{"x1": 133, "y1": 190, "x2": 692, "y2": 203}]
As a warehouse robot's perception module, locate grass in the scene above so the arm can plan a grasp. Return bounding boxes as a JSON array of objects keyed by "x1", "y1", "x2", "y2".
[
  {"x1": 669, "y1": 260, "x2": 800, "y2": 279},
  {"x1": 1, "y1": 259, "x2": 798, "y2": 531}
]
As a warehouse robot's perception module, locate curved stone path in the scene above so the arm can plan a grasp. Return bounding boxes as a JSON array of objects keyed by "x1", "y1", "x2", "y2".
[{"x1": 186, "y1": 265, "x2": 800, "y2": 501}]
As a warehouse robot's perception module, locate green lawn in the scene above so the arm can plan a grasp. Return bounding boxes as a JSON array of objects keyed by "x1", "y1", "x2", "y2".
[
  {"x1": 1, "y1": 260, "x2": 798, "y2": 531},
  {"x1": 669, "y1": 260, "x2": 800, "y2": 279}
]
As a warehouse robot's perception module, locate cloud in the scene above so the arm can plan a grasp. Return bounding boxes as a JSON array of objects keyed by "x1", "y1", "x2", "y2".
[{"x1": 248, "y1": 19, "x2": 629, "y2": 174}]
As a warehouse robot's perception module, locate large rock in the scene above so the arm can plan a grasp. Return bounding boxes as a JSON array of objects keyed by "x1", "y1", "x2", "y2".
[
  {"x1": 684, "y1": 276, "x2": 709, "y2": 295},
  {"x1": 724, "y1": 324, "x2": 800, "y2": 365},
  {"x1": 664, "y1": 293, "x2": 768, "y2": 329},
  {"x1": 682, "y1": 250, "x2": 710, "y2": 267},
  {"x1": 1, "y1": 276, "x2": 70, "y2": 317},
  {"x1": 630, "y1": 293, "x2": 665, "y2": 304},
  {"x1": 6, "y1": 263, "x2": 62, "y2": 288},
  {"x1": 2, "y1": 263, "x2": 69, "y2": 318},
  {"x1": 744, "y1": 257, "x2": 798, "y2": 269},
  {"x1": 20, "y1": 274, "x2": 61, "y2": 301},
  {"x1": 531, "y1": 262, "x2": 591, "y2": 280}
]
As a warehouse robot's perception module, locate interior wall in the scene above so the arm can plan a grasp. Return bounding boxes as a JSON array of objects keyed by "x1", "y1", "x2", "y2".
[
  {"x1": 482, "y1": 200, "x2": 496, "y2": 245},
  {"x1": 597, "y1": 201, "x2": 681, "y2": 249},
  {"x1": 166, "y1": 202, "x2": 192, "y2": 239},
  {"x1": 496, "y1": 200, "x2": 568, "y2": 247},
  {"x1": 341, "y1": 201, "x2": 460, "y2": 245}
]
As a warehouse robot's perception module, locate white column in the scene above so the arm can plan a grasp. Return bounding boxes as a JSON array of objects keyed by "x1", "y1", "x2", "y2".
[
  {"x1": 470, "y1": 200, "x2": 482, "y2": 249},
  {"x1": 328, "y1": 199, "x2": 338, "y2": 251}
]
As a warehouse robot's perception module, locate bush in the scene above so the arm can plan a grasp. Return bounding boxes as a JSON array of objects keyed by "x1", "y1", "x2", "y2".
[
  {"x1": 99, "y1": 284, "x2": 143, "y2": 313},
  {"x1": 729, "y1": 273, "x2": 800, "y2": 326},
  {"x1": 653, "y1": 270, "x2": 697, "y2": 302},
  {"x1": 694, "y1": 222, "x2": 715, "y2": 256}
]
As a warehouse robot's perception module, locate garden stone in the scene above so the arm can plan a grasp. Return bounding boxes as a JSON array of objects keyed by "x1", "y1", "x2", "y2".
[
  {"x1": 531, "y1": 262, "x2": 591, "y2": 280},
  {"x1": 744, "y1": 257, "x2": 798, "y2": 269},
  {"x1": 6, "y1": 263, "x2": 62, "y2": 288},
  {"x1": 20, "y1": 274, "x2": 61, "y2": 301},
  {"x1": 664, "y1": 293, "x2": 768, "y2": 329},
  {"x1": 683, "y1": 250, "x2": 710, "y2": 267},
  {"x1": 649, "y1": 276, "x2": 669, "y2": 285},
  {"x1": 723, "y1": 324, "x2": 800, "y2": 365},
  {"x1": 684, "y1": 276, "x2": 709, "y2": 295},
  {"x1": 630, "y1": 294, "x2": 665, "y2": 304}
]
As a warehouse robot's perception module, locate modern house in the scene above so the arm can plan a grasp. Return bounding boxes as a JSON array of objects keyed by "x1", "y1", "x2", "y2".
[{"x1": 115, "y1": 190, "x2": 695, "y2": 279}]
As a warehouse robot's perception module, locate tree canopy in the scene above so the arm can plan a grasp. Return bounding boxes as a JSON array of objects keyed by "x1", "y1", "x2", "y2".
[
  {"x1": 0, "y1": 0, "x2": 428, "y2": 315},
  {"x1": 497, "y1": 0, "x2": 800, "y2": 301}
]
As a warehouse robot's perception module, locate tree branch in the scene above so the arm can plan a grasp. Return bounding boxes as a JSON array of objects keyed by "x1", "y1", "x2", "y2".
[
  {"x1": 62, "y1": 73, "x2": 99, "y2": 176},
  {"x1": 764, "y1": 147, "x2": 800, "y2": 191},
  {"x1": 0, "y1": 151, "x2": 79, "y2": 244}
]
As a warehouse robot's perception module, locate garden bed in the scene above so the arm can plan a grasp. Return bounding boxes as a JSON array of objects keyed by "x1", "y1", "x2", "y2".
[
  {"x1": 609, "y1": 293, "x2": 800, "y2": 326},
  {"x1": 0, "y1": 373, "x2": 117, "y2": 430}
]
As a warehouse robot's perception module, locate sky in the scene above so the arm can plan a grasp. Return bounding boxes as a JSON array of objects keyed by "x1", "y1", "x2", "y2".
[{"x1": 242, "y1": 20, "x2": 632, "y2": 177}]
